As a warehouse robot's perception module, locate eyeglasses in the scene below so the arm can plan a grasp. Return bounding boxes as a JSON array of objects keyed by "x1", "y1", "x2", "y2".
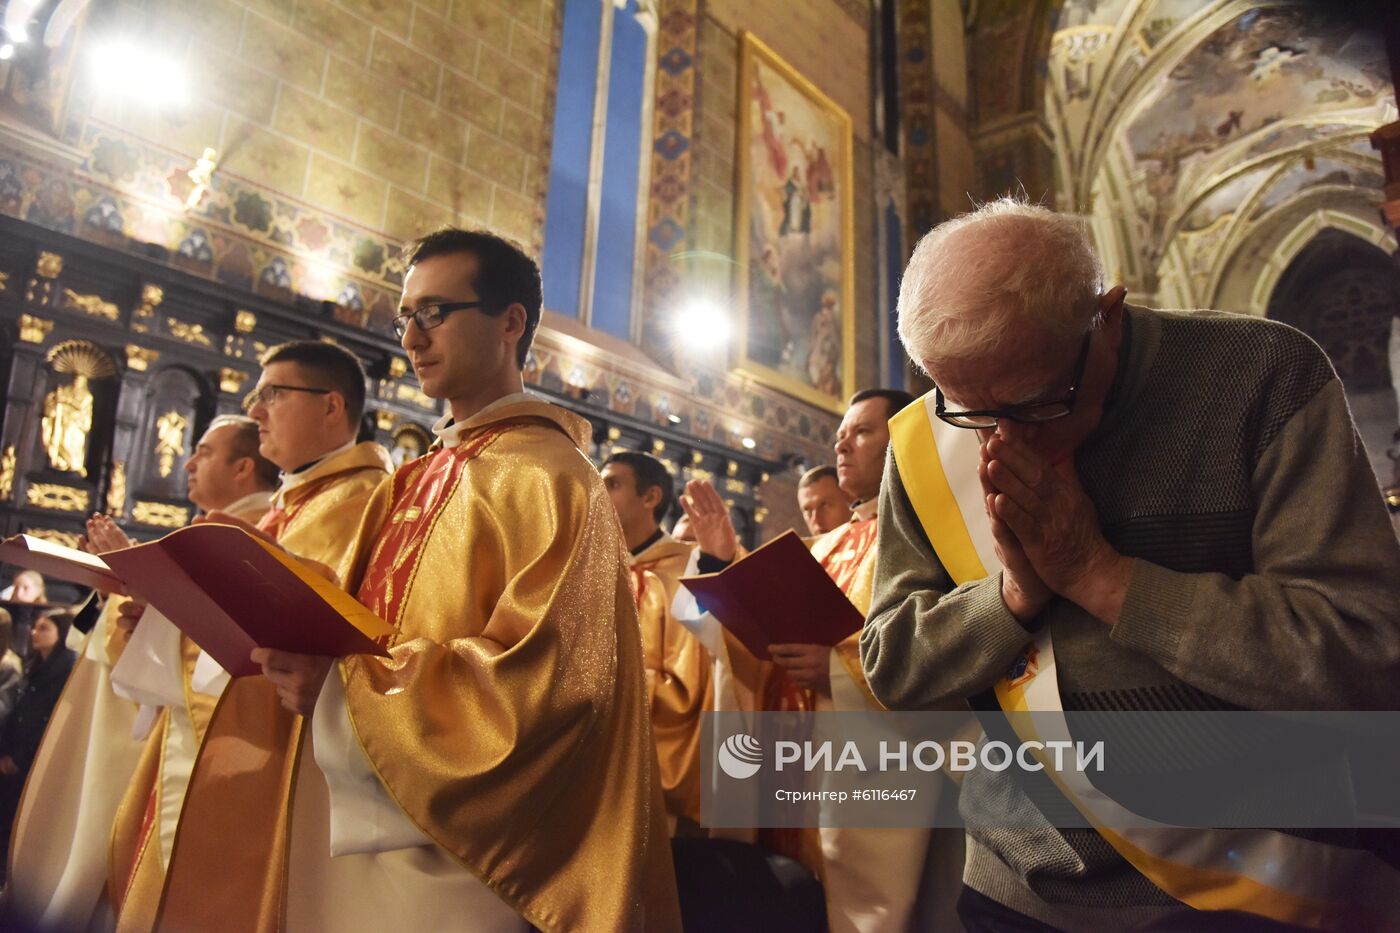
[
  {"x1": 241, "y1": 384, "x2": 332, "y2": 413},
  {"x1": 934, "y1": 331, "x2": 1094, "y2": 429},
  {"x1": 391, "y1": 301, "x2": 487, "y2": 339}
]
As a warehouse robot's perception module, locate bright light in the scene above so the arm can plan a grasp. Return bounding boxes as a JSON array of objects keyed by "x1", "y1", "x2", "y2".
[
  {"x1": 673, "y1": 298, "x2": 731, "y2": 352},
  {"x1": 90, "y1": 39, "x2": 190, "y2": 108},
  {"x1": 741, "y1": 437, "x2": 757, "y2": 450},
  {"x1": 6, "y1": 26, "x2": 26, "y2": 44},
  {"x1": 0, "y1": 44, "x2": 13, "y2": 61}
]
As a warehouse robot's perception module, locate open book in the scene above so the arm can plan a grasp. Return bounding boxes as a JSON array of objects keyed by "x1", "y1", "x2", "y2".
[
  {"x1": 96, "y1": 523, "x2": 394, "y2": 677},
  {"x1": 0, "y1": 534, "x2": 126, "y2": 595},
  {"x1": 679, "y1": 530, "x2": 863, "y2": 661}
]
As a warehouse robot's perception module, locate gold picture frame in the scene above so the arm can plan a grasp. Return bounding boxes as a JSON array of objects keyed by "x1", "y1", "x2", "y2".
[{"x1": 734, "y1": 31, "x2": 856, "y2": 415}]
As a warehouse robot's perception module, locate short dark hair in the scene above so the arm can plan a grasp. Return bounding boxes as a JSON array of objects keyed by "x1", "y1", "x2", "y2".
[
  {"x1": 798, "y1": 465, "x2": 840, "y2": 488},
  {"x1": 603, "y1": 451, "x2": 674, "y2": 524},
  {"x1": 206, "y1": 415, "x2": 280, "y2": 488},
  {"x1": 260, "y1": 340, "x2": 368, "y2": 427},
  {"x1": 849, "y1": 388, "x2": 916, "y2": 421},
  {"x1": 402, "y1": 228, "x2": 542, "y2": 369}
]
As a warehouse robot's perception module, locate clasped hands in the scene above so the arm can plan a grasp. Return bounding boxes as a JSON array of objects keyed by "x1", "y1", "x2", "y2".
[
  {"x1": 87, "y1": 510, "x2": 335, "y2": 716},
  {"x1": 979, "y1": 432, "x2": 1132, "y2": 625}
]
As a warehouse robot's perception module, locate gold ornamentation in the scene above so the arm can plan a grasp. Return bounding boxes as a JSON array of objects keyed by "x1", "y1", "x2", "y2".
[
  {"x1": 219, "y1": 367, "x2": 250, "y2": 394},
  {"x1": 35, "y1": 251, "x2": 63, "y2": 278},
  {"x1": 154, "y1": 411, "x2": 189, "y2": 477},
  {"x1": 0, "y1": 271, "x2": 9, "y2": 293},
  {"x1": 125, "y1": 345, "x2": 159, "y2": 371},
  {"x1": 167, "y1": 318, "x2": 213, "y2": 348},
  {"x1": 394, "y1": 383, "x2": 435, "y2": 409},
  {"x1": 18, "y1": 315, "x2": 54, "y2": 344},
  {"x1": 46, "y1": 340, "x2": 119, "y2": 378},
  {"x1": 0, "y1": 446, "x2": 14, "y2": 501},
  {"x1": 185, "y1": 147, "x2": 218, "y2": 211},
  {"x1": 63, "y1": 288, "x2": 119, "y2": 321},
  {"x1": 755, "y1": 507, "x2": 769, "y2": 524},
  {"x1": 376, "y1": 410, "x2": 396, "y2": 431},
  {"x1": 651, "y1": 439, "x2": 666, "y2": 454},
  {"x1": 724, "y1": 478, "x2": 747, "y2": 494},
  {"x1": 133, "y1": 284, "x2": 164, "y2": 333},
  {"x1": 41, "y1": 379, "x2": 94, "y2": 477},
  {"x1": 726, "y1": 460, "x2": 738, "y2": 477},
  {"x1": 107, "y1": 461, "x2": 127, "y2": 517},
  {"x1": 234, "y1": 310, "x2": 257, "y2": 333},
  {"x1": 132, "y1": 501, "x2": 189, "y2": 528},
  {"x1": 690, "y1": 451, "x2": 703, "y2": 466},
  {"x1": 760, "y1": 472, "x2": 770, "y2": 484},
  {"x1": 26, "y1": 483, "x2": 90, "y2": 511},
  {"x1": 689, "y1": 467, "x2": 714, "y2": 483},
  {"x1": 606, "y1": 426, "x2": 621, "y2": 442},
  {"x1": 389, "y1": 357, "x2": 408, "y2": 378},
  {"x1": 25, "y1": 527, "x2": 82, "y2": 550}
]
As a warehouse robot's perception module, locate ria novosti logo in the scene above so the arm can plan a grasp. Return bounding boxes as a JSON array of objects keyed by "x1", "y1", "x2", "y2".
[{"x1": 718, "y1": 733, "x2": 764, "y2": 779}]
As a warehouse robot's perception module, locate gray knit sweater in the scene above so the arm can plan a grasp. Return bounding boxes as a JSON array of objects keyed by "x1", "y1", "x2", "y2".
[{"x1": 861, "y1": 306, "x2": 1400, "y2": 929}]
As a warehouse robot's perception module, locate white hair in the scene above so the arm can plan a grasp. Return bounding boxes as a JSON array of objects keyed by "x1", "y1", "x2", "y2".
[{"x1": 896, "y1": 198, "x2": 1104, "y2": 373}]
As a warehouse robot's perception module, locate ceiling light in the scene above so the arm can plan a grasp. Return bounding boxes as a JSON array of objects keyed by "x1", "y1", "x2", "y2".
[
  {"x1": 0, "y1": 44, "x2": 13, "y2": 61},
  {"x1": 90, "y1": 38, "x2": 190, "y2": 108},
  {"x1": 741, "y1": 437, "x2": 756, "y2": 450}
]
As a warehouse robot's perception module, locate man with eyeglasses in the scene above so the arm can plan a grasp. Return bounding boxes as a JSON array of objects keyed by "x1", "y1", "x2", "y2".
[
  {"x1": 170, "y1": 230, "x2": 680, "y2": 932},
  {"x1": 89, "y1": 340, "x2": 395, "y2": 932},
  {"x1": 864, "y1": 199, "x2": 1400, "y2": 930}
]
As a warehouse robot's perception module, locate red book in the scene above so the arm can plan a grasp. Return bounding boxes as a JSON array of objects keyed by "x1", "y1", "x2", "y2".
[
  {"x1": 0, "y1": 534, "x2": 126, "y2": 595},
  {"x1": 99, "y1": 523, "x2": 394, "y2": 678},
  {"x1": 680, "y1": 530, "x2": 863, "y2": 661}
]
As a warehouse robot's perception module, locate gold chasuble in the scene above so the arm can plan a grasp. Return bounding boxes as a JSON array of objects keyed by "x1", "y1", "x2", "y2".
[
  {"x1": 315, "y1": 398, "x2": 680, "y2": 932},
  {"x1": 110, "y1": 441, "x2": 391, "y2": 932},
  {"x1": 632, "y1": 533, "x2": 714, "y2": 827}
]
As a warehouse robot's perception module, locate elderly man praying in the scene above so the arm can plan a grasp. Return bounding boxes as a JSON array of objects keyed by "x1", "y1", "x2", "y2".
[{"x1": 862, "y1": 198, "x2": 1400, "y2": 932}]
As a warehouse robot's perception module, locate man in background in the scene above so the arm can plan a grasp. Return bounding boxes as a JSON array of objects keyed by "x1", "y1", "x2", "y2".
[
  {"x1": 183, "y1": 414, "x2": 279, "y2": 521},
  {"x1": 795, "y1": 465, "x2": 851, "y2": 536}
]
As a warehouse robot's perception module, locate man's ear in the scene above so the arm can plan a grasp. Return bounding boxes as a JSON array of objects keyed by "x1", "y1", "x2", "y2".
[
  {"x1": 502, "y1": 303, "x2": 527, "y2": 343},
  {"x1": 231, "y1": 456, "x2": 254, "y2": 483},
  {"x1": 1098, "y1": 285, "x2": 1127, "y2": 323},
  {"x1": 325, "y1": 391, "x2": 347, "y2": 424},
  {"x1": 641, "y1": 484, "x2": 663, "y2": 513}
]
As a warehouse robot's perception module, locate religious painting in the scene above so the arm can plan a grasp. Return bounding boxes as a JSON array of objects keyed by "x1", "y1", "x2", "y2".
[{"x1": 735, "y1": 32, "x2": 854, "y2": 414}]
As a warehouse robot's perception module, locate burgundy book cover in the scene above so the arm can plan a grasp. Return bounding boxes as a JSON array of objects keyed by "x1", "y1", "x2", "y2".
[
  {"x1": 0, "y1": 534, "x2": 126, "y2": 595},
  {"x1": 100, "y1": 523, "x2": 392, "y2": 678},
  {"x1": 680, "y1": 530, "x2": 863, "y2": 661}
]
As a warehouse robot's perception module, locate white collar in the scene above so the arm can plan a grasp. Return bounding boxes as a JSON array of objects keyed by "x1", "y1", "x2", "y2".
[
  {"x1": 431, "y1": 391, "x2": 540, "y2": 448},
  {"x1": 277, "y1": 440, "x2": 357, "y2": 493},
  {"x1": 852, "y1": 498, "x2": 878, "y2": 522},
  {"x1": 222, "y1": 489, "x2": 274, "y2": 515}
]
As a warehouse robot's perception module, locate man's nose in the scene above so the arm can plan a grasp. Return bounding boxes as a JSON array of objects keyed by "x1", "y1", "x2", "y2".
[{"x1": 400, "y1": 317, "x2": 426, "y2": 351}]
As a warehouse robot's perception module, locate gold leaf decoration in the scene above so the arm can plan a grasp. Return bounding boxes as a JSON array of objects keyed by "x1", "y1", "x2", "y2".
[
  {"x1": 724, "y1": 478, "x2": 747, "y2": 494},
  {"x1": 46, "y1": 340, "x2": 119, "y2": 379},
  {"x1": 393, "y1": 383, "x2": 435, "y2": 409},
  {"x1": 0, "y1": 446, "x2": 14, "y2": 501},
  {"x1": 388, "y1": 357, "x2": 408, "y2": 378},
  {"x1": 107, "y1": 461, "x2": 127, "y2": 517},
  {"x1": 133, "y1": 284, "x2": 164, "y2": 333},
  {"x1": 375, "y1": 410, "x2": 396, "y2": 431},
  {"x1": 35, "y1": 251, "x2": 63, "y2": 279},
  {"x1": 125, "y1": 345, "x2": 159, "y2": 372},
  {"x1": 26, "y1": 527, "x2": 82, "y2": 550},
  {"x1": 219, "y1": 367, "x2": 250, "y2": 394},
  {"x1": 154, "y1": 410, "x2": 189, "y2": 477},
  {"x1": 26, "y1": 483, "x2": 91, "y2": 512},
  {"x1": 64, "y1": 288, "x2": 119, "y2": 321},
  {"x1": 234, "y1": 310, "x2": 257, "y2": 333},
  {"x1": 132, "y1": 500, "x2": 189, "y2": 528},
  {"x1": 18, "y1": 315, "x2": 54, "y2": 344},
  {"x1": 167, "y1": 319, "x2": 213, "y2": 348},
  {"x1": 0, "y1": 271, "x2": 9, "y2": 293}
]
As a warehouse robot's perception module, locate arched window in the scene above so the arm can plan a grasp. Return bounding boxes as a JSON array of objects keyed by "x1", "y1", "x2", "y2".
[{"x1": 541, "y1": 0, "x2": 657, "y2": 342}]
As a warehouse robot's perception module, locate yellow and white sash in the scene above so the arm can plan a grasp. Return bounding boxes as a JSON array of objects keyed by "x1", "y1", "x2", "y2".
[{"x1": 888, "y1": 392, "x2": 1400, "y2": 930}]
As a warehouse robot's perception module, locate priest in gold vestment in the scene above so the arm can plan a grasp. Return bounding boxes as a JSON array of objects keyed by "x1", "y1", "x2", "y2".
[
  {"x1": 602, "y1": 450, "x2": 714, "y2": 831},
  {"x1": 243, "y1": 230, "x2": 679, "y2": 932},
  {"x1": 108, "y1": 342, "x2": 393, "y2": 931},
  {"x1": 676, "y1": 389, "x2": 964, "y2": 933}
]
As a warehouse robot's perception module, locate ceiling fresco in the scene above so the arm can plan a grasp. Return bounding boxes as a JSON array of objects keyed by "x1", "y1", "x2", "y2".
[{"x1": 1045, "y1": 0, "x2": 1396, "y2": 312}]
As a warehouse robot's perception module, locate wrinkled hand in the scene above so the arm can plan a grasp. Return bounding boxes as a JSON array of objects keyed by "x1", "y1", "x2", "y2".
[
  {"x1": 82, "y1": 513, "x2": 134, "y2": 554},
  {"x1": 679, "y1": 480, "x2": 738, "y2": 563},
  {"x1": 0, "y1": 756, "x2": 17, "y2": 776},
  {"x1": 768, "y1": 643, "x2": 832, "y2": 697},
  {"x1": 982, "y1": 434, "x2": 1131, "y2": 623},
  {"x1": 251, "y1": 648, "x2": 333, "y2": 716},
  {"x1": 979, "y1": 444, "x2": 1052, "y2": 622}
]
